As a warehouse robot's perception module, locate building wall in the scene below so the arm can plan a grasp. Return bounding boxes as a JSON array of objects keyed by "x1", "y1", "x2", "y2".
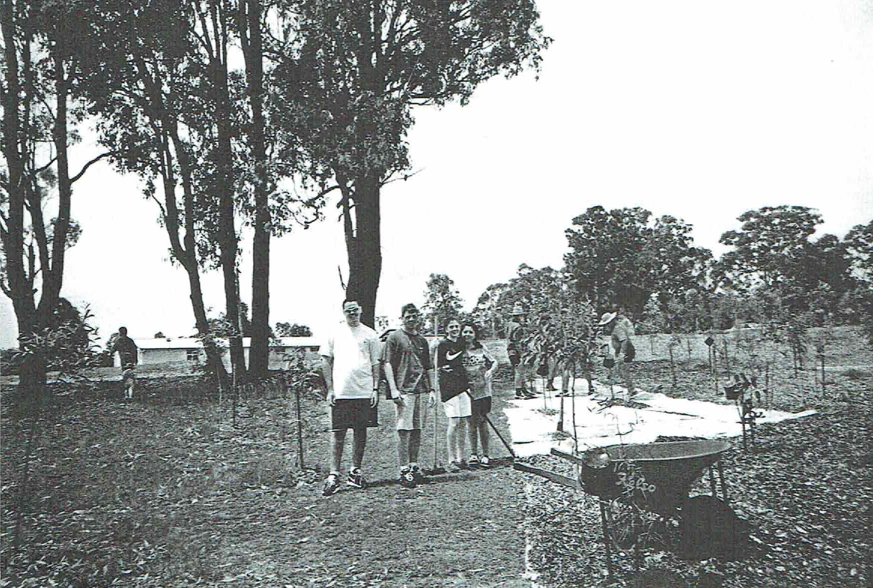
[{"x1": 141, "y1": 348, "x2": 192, "y2": 365}]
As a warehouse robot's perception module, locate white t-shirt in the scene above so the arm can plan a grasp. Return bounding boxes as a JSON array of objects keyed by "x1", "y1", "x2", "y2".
[{"x1": 321, "y1": 322, "x2": 380, "y2": 399}]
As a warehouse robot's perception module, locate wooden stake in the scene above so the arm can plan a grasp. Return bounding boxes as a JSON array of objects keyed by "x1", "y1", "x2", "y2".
[{"x1": 295, "y1": 383, "x2": 304, "y2": 470}]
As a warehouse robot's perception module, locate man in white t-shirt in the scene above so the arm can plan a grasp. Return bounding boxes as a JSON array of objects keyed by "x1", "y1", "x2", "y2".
[{"x1": 320, "y1": 299, "x2": 381, "y2": 497}]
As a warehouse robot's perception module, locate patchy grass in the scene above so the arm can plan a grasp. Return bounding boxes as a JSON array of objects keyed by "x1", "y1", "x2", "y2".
[
  {"x1": 1, "y1": 376, "x2": 528, "y2": 587},
  {"x1": 1, "y1": 331, "x2": 870, "y2": 588}
]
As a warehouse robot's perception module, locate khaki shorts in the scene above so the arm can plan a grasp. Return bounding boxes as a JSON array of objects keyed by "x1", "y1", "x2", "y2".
[{"x1": 394, "y1": 393, "x2": 423, "y2": 431}]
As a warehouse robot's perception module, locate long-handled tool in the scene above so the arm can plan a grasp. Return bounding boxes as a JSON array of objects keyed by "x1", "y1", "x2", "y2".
[
  {"x1": 484, "y1": 411, "x2": 516, "y2": 459},
  {"x1": 464, "y1": 390, "x2": 516, "y2": 459}
]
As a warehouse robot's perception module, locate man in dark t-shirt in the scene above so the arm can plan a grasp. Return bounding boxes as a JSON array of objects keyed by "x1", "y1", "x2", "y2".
[
  {"x1": 382, "y1": 303, "x2": 435, "y2": 488},
  {"x1": 112, "y1": 327, "x2": 138, "y2": 399}
]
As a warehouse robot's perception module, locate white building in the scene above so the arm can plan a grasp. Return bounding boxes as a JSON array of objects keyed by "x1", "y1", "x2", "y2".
[{"x1": 114, "y1": 336, "x2": 320, "y2": 370}]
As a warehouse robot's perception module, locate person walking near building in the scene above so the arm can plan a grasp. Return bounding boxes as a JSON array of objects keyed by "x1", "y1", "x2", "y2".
[
  {"x1": 461, "y1": 322, "x2": 498, "y2": 468},
  {"x1": 598, "y1": 309, "x2": 637, "y2": 397},
  {"x1": 435, "y1": 318, "x2": 471, "y2": 472},
  {"x1": 112, "y1": 327, "x2": 138, "y2": 400},
  {"x1": 506, "y1": 303, "x2": 535, "y2": 399},
  {"x1": 383, "y1": 303, "x2": 436, "y2": 488},
  {"x1": 320, "y1": 299, "x2": 381, "y2": 497}
]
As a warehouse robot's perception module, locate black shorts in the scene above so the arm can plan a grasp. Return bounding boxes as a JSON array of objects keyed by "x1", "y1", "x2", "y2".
[
  {"x1": 471, "y1": 396, "x2": 492, "y2": 419},
  {"x1": 623, "y1": 341, "x2": 636, "y2": 362},
  {"x1": 331, "y1": 399, "x2": 378, "y2": 431}
]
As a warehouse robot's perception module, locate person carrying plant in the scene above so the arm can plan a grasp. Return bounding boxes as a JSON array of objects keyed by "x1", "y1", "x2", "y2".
[
  {"x1": 598, "y1": 309, "x2": 637, "y2": 397},
  {"x1": 320, "y1": 299, "x2": 382, "y2": 497},
  {"x1": 382, "y1": 303, "x2": 437, "y2": 488},
  {"x1": 506, "y1": 303, "x2": 535, "y2": 399}
]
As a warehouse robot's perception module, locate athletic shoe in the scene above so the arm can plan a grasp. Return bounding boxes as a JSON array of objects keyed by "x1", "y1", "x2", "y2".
[
  {"x1": 322, "y1": 473, "x2": 341, "y2": 497},
  {"x1": 347, "y1": 467, "x2": 367, "y2": 489},
  {"x1": 411, "y1": 464, "x2": 428, "y2": 484},
  {"x1": 522, "y1": 391, "x2": 538, "y2": 399},
  {"x1": 448, "y1": 461, "x2": 462, "y2": 473},
  {"x1": 468, "y1": 455, "x2": 480, "y2": 469},
  {"x1": 399, "y1": 468, "x2": 416, "y2": 489},
  {"x1": 480, "y1": 455, "x2": 491, "y2": 468},
  {"x1": 515, "y1": 390, "x2": 525, "y2": 399}
]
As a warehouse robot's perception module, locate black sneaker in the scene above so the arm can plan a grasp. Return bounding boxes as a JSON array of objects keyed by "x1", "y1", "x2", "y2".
[
  {"x1": 515, "y1": 390, "x2": 524, "y2": 399},
  {"x1": 399, "y1": 468, "x2": 416, "y2": 489},
  {"x1": 468, "y1": 455, "x2": 480, "y2": 469},
  {"x1": 522, "y1": 391, "x2": 538, "y2": 399},
  {"x1": 448, "y1": 461, "x2": 462, "y2": 473},
  {"x1": 480, "y1": 455, "x2": 491, "y2": 468},
  {"x1": 322, "y1": 473, "x2": 341, "y2": 497},
  {"x1": 347, "y1": 468, "x2": 367, "y2": 489},
  {"x1": 411, "y1": 465, "x2": 427, "y2": 484}
]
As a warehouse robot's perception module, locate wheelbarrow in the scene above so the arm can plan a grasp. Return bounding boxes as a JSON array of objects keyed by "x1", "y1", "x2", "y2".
[{"x1": 515, "y1": 439, "x2": 736, "y2": 576}]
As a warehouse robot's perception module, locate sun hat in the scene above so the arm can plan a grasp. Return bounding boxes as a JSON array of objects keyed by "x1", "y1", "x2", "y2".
[
  {"x1": 598, "y1": 312, "x2": 617, "y2": 326},
  {"x1": 510, "y1": 303, "x2": 525, "y2": 316}
]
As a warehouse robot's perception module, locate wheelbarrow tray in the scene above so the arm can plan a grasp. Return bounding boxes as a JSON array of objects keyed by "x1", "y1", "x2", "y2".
[{"x1": 555, "y1": 440, "x2": 731, "y2": 516}]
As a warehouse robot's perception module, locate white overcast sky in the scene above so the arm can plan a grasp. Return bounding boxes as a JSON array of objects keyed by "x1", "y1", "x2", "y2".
[{"x1": 2, "y1": 0, "x2": 873, "y2": 348}]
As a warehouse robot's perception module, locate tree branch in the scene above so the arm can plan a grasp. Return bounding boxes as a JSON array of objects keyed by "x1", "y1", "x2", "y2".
[
  {"x1": 34, "y1": 155, "x2": 58, "y2": 175},
  {"x1": 380, "y1": 167, "x2": 422, "y2": 187},
  {"x1": 70, "y1": 152, "x2": 111, "y2": 184},
  {"x1": 147, "y1": 190, "x2": 169, "y2": 221}
]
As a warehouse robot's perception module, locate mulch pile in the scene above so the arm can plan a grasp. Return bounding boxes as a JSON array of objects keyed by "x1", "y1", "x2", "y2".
[{"x1": 520, "y1": 400, "x2": 872, "y2": 587}]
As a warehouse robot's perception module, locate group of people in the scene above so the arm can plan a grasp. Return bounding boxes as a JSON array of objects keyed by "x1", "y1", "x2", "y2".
[
  {"x1": 318, "y1": 298, "x2": 638, "y2": 497},
  {"x1": 503, "y1": 303, "x2": 637, "y2": 401},
  {"x1": 319, "y1": 300, "x2": 498, "y2": 496}
]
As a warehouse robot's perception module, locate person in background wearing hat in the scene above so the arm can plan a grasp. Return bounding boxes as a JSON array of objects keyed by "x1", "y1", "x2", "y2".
[
  {"x1": 598, "y1": 309, "x2": 637, "y2": 397},
  {"x1": 506, "y1": 303, "x2": 536, "y2": 400},
  {"x1": 382, "y1": 303, "x2": 436, "y2": 488}
]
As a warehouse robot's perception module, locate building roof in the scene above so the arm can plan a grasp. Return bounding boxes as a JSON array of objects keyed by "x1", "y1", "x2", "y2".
[{"x1": 136, "y1": 336, "x2": 320, "y2": 350}]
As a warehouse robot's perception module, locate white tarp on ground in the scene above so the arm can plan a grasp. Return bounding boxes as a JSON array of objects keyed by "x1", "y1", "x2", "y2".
[{"x1": 504, "y1": 379, "x2": 817, "y2": 457}]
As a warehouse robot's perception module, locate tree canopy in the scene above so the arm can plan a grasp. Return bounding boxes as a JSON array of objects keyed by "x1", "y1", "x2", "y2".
[
  {"x1": 422, "y1": 273, "x2": 463, "y2": 334},
  {"x1": 718, "y1": 205, "x2": 823, "y2": 291},
  {"x1": 564, "y1": 206, "x2": 711, "y2": 318},
  {"x1": 273, "y1": 0, "x2": 551, "y2": 326}
]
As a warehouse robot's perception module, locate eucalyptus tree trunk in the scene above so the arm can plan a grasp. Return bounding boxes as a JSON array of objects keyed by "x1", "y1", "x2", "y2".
[
  {"x1": 239, "y1": 0, "x2": 272, "y2": 378},
  {"x1": 209, "y1": 0, "x2": 246, "y2": 379},
  {"x1": 343, "y1": 172, "x2": 383, "y2": 329}
]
